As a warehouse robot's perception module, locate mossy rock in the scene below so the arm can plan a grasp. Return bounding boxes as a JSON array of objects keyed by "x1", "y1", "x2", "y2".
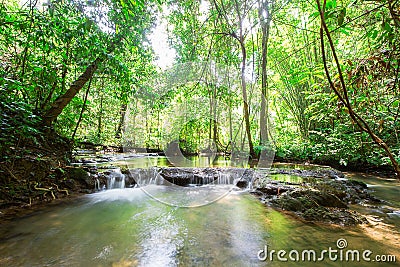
[
  {"x1": 287, "y1": 189, "x2": 347, "y2": 209},
  {"x1": 66, "y1": 167, "x2": 91, "y2": 186},
  {"x1": 270, "y1": 188, "x2": 368, "y2": 225}
]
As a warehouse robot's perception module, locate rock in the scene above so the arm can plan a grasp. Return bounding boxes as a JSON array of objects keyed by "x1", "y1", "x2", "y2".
[
  {"x1": 252, "y1": 165, "x2": 380, "y2": 225},
  {"x1": 120, "y1": 167, "x2": 256, "y2": 187},
  {"x1": 268, "y1": 189, "x2": 369, "y2": 225},
  {"x1": 61, "y1": 179, "x2": 79, "y2": 190},
  {"x1": 314, "y1": 179, "x2": 377, "y2": 204},
  {"x1": 253, "y1": 177, "x2": 375, "y2": 225},
  {"x1": 235, "y1": 180, "x2": 248, "y2": 188},
  {"x1": 301, "y1": 207, "x2": 368, "y2": 225},
  {"x1": 256, "y1": 184, "x2": 293, "y2": 195},
  {"x1": 66, "y1": 167, "x2": 93, "y2": 188}
]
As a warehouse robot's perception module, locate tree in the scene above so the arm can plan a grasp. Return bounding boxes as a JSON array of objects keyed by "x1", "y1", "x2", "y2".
[
  {"x1": 211, "y1": 0, "x2": 255, "y2": 157},
  {"x1": 41, "y1": 0, "x2": 155, "y2": 126},
  {"x1": 316, "y1": 0, "x2": 400, "y2": 177},
  {"x1": 258, "y1": 0, "x2": 274, "y2": 145}
]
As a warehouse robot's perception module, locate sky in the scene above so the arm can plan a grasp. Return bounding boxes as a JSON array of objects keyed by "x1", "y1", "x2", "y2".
[{"x1": 149, "y1": 17, "x2": 177, "y2": 70}]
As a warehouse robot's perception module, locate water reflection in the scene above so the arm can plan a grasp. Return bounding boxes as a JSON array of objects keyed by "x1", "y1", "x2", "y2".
[
  {"x1": 0, "y1": 157, "x2": 399, "y2": 266},
  {"x1": 0, "y1": 185, "x2": 399, "y2": 266}
]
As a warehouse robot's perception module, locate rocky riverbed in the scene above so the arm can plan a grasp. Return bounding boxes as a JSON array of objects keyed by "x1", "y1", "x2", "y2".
[
  {"x1": 116, "y1": 166, "x2": 381, "y2": 225},
  {"x1": 0, "y1": 157, "x2": 385, "y2": 226},
  {"x1": 252, "y1": 168, "x2": 382, "y2": 225}
]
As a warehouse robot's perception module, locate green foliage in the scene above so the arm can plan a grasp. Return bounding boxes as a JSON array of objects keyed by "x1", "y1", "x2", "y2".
[
  {"x1": 1, "y1": 0, "x2": 399, "y2": 171},
  {"x1": 0, "y1": 87, "x2": 43, "y2": 157}
]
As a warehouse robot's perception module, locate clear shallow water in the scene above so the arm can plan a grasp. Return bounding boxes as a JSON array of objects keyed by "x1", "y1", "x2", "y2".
[{"x1": 0, "y1": 156, "x2": 399, "y2": 266}]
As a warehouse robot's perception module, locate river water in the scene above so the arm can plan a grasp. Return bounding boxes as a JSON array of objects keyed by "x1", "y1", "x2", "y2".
[{"x1": 0, "y1": 155, "x2": 399, "y2": 266}]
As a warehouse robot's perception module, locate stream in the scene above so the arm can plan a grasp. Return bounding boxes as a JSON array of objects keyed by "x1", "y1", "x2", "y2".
[{"x1": 0, "y1": 154, "x2": 399, "y2": 266}]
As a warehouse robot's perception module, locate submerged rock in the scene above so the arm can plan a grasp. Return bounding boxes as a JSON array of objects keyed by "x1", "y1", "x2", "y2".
[{"x1": 253, "y1": 168, "x2": 376, "y2": 226}]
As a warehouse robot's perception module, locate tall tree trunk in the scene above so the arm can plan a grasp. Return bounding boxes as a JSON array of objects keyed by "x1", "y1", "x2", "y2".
[
  {"x1": 209, "y1": 89, "x2": 213, "y2": 143},
  {"x1": 212, "y1": 84, "x2": 219, "y2": 150},
  {"x1": 317, "y1": 0, "x2": 400, "y2": 178},
  {"x1": 72, "y1": 76, "x2": 93, "y2": 140},
  {"x1": 258, "y1": 0, "x2": 274, "y2": 146},
  {"x1": 211, "y1": 0, "x2": 255, "y2": 158},
  {"x1": 97, "y1": 92, "x2": 103, "y2": 140},
  {"x1": 19, "y1": 1, "x2": 36, "y2": 81},
  {"x1": 239, "y1": 37, "x2": 255, "y2": 158},
  {"x1": 115, "y1": 103, "x2": 127, "y2": 139},
  {"x1": 42, "y1": 57, "x2": 103, "y2": 126},
  {"x1": 157, "y1": 110, "x2": 161, "y2": 150}
]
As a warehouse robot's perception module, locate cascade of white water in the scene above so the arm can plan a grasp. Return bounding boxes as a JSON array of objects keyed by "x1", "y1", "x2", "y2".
[
  {"x1": 246, "y1": 179, "x2": 253, "y2": 190},
  {"x1": 203, "y1": 175, "x2": 214, "y2": 184},
  {"x1": 131, "y1": 168, "x2": 161, "y2": 187},
  {"x1": 95, "y1": 178, "x2": 101, "y2": 191},
  {"x1": 107, "y1": 176, "x2": 115, "y2": 189},
  {"x1": 136, "y1": 172, "x2": 142, "y2": 186},
  {"x1": 107, "y1": 169, "x2": 126, "y2": 189},
  {"x1": 216, "y1": 172, "x2": 231, "y2": 184}
]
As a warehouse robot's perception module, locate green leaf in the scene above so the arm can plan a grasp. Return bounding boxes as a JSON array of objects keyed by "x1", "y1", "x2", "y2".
[
  {"x1": 338, "y1": 8, "x2": 345, "y2": 26},
  {"x1": 339, "y1": 26, "x2": 351, "y2": 35},
  {"x1": 326, "y1": 0, "x2": 337, "y2": 10}
]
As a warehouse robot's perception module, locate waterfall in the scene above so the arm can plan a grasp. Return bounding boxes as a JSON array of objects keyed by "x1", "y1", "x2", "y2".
[
  {"x1": 107, "y1": 169, "x2": 126, "y2": 189},
  {"x1": 111, "y1": 167, "x2": 256, "y2": 188},
  {"x1": 95, "y1": 178, "x2": 101, "y2": 191},
  {"x1": 216, "y1": 172, "x2": 233, "y2": 185},
  {"x1": 131, "y1": 168, "x2": 162, "y2": 187}
]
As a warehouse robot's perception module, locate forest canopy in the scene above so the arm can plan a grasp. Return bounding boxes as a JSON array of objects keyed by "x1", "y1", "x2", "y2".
[{"x1": 1, "y1": 0, "x2": 399, "y2": 174}]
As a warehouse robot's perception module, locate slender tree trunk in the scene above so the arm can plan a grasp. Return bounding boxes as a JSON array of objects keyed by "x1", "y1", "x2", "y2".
[
  {"x1": 212, "y1": 84, "x2": 219, "y2": 150},
  {"x1": 388, "y1": 0, "x2": 400, "y2": 28},
  {"x1": 229, "y1": 102, "x2": 233, "y2": 144},
  {"x1": 115, "y1": 103, "x2": 127, "y2": 139},
  {"x1": 19, "y1": 1, "x2": 37, "y2": 81},
  {"x1": 97, "y1": 86, "x2": 103, "y2": 140},
  {"x1": 132, "y1": 101, "x2": 137, "y2": 146},
  {"x1": 157, "y1": 110, "x2": 161, "y2": 150},
  {"x1": 317, "y1": 0, "x2": 400, "y2": 178},
  {"x1": 72, "y1": 76, "x2": 93, "y2": 140},
  {"x1": 40, "y1": 80, "x2": 57, "y2": 110},
  {"x1": 211, "y1": 0, "x2": 254, "y2": 158},
  {"x1": 239, "y1": 37, "x2": 255, "y2": 157},
  {"x1": 209, "y1": 88, "x2": 213, "y2": 143},
  {"x1": 146, "y1": 108, "x2": 150, "y2": 148},
  {"x1": 258, "y1": 0, "x2": 274, "y2": 146}
]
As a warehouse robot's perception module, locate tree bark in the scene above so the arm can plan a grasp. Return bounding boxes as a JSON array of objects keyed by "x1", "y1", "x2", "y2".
[
  {"x1": 211, "y1": 0, "x2": 255, "y2": 158},
  {"x1": 97, "y1": 87, "x2": 103, "y2": 140},
  {"x1": 115, "y1": 103, "x2": 127, "y2": 139},
  {"x1": 317, "y1": 0, "x2": 400, "y2": 178},
  {"x1": 42, "y1": 57, "x2": 103, "y2": 126},
  {"x1": 72, "y1": 76, "x2": 93, "y2": 140},
  {"x1": 239, "y1": 37, "x2": 255, "y2": 157},
  {"x1": 42, "y1": 36, "x2": 120, "y2": 126},
  {"x1": 258, "y1": 0, "x2": 274, "y2": 146}
]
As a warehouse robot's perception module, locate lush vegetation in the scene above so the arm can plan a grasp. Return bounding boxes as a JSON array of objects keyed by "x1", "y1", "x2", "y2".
[{"x1": 1, "y1": 0, "x2": 399, "y2": 175}]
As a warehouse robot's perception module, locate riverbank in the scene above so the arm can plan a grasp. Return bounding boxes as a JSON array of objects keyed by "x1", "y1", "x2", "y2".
[
  {"x1": 0, "y1": 155, "x2": 392, "y2": 228},
  {"x1": 0, "y1": 143, "x2": 398, "y2": 226}
]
